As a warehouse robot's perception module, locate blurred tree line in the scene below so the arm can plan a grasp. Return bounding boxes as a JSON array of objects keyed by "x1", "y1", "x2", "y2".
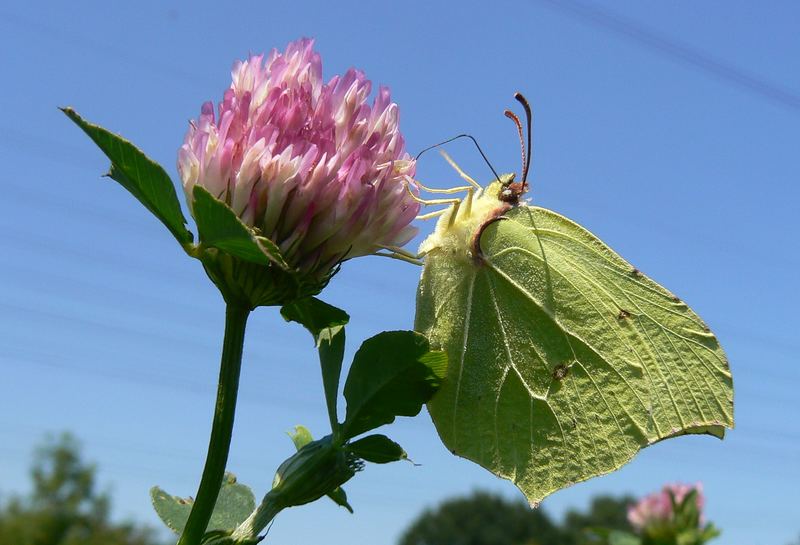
[
  {"x1": 397, "y1": 490, "x2": 635, "y2": 545},
  {"x1": 1, "y1": 434, "x2": 648, "y2": 545},
  {"x1": 0, "y1": 434, "x2": 162, "y2": 545}
]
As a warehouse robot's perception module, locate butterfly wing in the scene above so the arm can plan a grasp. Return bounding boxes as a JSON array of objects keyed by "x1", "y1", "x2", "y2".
[{"x1": 415, "y1": 204, "x2": 733, "y2": 506}]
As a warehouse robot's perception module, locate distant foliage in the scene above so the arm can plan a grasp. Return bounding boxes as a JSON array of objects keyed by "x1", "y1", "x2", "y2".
[
  {"x1": 397, "y1": 490, "x2": 634, "y2": 545},
  {"x1": 563, "y1": 495, "x2": 637, "y2": 545},
  {"x1": 398, "y1": 491, "x2": 561, "y2": 545},
  {"x1": 0, "y1": 434, "x2": 161, "y2": 545}
]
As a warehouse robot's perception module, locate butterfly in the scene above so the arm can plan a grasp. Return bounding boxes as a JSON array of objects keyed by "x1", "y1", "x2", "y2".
[{"x1": 412, "y1": 93, "x2": 733, "y2": 506}]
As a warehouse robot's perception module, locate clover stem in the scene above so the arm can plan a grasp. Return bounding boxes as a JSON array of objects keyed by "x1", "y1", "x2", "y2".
[{"x1": 177, "y1": 303, "x2": 250, "y2": 545}]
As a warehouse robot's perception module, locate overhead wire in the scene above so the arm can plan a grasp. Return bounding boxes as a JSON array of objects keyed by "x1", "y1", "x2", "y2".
[{"x1": 533, "y1": 0, "x2": 800, "y2": 111}]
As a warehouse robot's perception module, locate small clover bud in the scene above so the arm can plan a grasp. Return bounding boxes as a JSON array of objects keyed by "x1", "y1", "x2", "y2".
[{"x1": 270, "y1": 436, "x2": 362, "y2": 509}]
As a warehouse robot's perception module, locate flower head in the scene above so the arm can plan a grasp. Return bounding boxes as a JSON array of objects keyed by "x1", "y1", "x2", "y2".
[
  {"x1": 178, "y1": 39, "x2": 419, "y2": 295},
  {"x1": 628, "y1": 483, "x2": 705, "y2": 532}
]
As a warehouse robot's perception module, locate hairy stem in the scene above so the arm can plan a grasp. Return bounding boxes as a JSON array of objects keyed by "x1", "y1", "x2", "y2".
[
  {"x1": 231, "y1": 490, "x2": 284, "y2": 541},
  {"x1": 177, "y1": 304, "x2": 250, "y2": 545}
]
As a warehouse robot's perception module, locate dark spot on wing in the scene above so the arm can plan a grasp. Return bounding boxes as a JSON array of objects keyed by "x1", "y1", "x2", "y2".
[{"x1": 552, "y1": 363, "x2": 569, "y2": 381}]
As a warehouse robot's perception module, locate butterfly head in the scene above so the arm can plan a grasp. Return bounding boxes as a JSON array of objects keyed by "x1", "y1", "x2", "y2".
[
  {"x1": 413, "y1": 93, "x2": 534, "y2": 260},
  {"x1": 498, "y1": 173, "x2": 528, "y2": 205}
]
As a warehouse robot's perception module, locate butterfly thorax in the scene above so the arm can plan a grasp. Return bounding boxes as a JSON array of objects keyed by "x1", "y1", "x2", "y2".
[{"x1": 418, "y1": 174, "x2": 518, "y2": 263}]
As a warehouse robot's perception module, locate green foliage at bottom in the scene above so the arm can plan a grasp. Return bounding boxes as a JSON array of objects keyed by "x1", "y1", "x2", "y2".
[
  {"x1": 398, "y1": 490, "x2": 634, "y2": 545},
  {"x1": 0, "y1": 433, "x2": 162, "y2": 545},
  {"x1": 563, "y1": 495, "x2": 637, "y2": 544}
]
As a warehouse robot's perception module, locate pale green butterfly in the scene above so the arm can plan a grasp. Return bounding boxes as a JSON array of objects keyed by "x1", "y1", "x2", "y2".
[{"x1": 411, "y1": 94, "x2": 733, "y2": 506}]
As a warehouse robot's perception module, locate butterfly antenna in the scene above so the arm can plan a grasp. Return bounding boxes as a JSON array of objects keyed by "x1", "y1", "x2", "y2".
[
  {"x1": 415, "y1": 134, "x2": 502, "y2": 183},
  {"x1": 514, "y1": 92, "x2": 533, "y2": 183},
  {"x1": 504, "y1": 110, "x2": 526, "y2": 181}
]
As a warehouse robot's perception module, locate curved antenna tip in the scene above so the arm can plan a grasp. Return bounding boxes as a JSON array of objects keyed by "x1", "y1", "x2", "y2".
[
  {"x1": 504, "y1": 110, "x2": 526, "y2": 178},
  {"x1": 512, "y1": 93, "x2": 533, "y2": 183}
]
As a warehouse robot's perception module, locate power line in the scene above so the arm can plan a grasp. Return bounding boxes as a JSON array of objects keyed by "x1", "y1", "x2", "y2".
[
  {"x1": 2, "y1": 161, "x2": 176, "y2": 237},
  {"x1": 0, "y1": 125, "x2": 93, "y2": 170},
  {"x1": 0, "y1": 225, "x2": 410, "y2": 332},
  {"x1": 0, "y1": 8, "x2": 209, "y2": 87},
  {"x1": 0, "y1": 300, "x2": 324, "y2": 394},
  {"x1": 3, "y1": 214, "x2": 800, "y2": 382},
  {"x1": 3, "y1": 241, "x2": 799, "y2": 384},
  {"x1": 2, "y1": 336, "x2": 796, "y2": 419},
  {"x1": 0, "y1": 258, "x2": 214, "y2": 325},
  {"x1": 533, "y1": 0, "x2": 800, "y2": 111},
  {"x1": 5, "y1": 171, "x2": 800, "y2": 383},
  {"x1": 0, "y1": 350, "x2": 318, "y2": 415},
  {"x1": 0, "y1": 298, "x2": 216, "y2": 352}
]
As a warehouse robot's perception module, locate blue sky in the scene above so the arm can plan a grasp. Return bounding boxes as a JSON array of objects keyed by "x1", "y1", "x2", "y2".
[{"x1": 1, "y1": 1, "x2": 798, "y2": 544}]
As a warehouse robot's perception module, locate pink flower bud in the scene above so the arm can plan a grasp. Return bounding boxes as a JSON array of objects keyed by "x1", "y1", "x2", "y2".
[{"x1": 178, "y1": 39, "x2": 419, "y2": 290}]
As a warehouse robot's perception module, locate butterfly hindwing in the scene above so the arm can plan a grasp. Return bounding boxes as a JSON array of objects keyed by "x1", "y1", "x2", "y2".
[{"x1": 416, "y1": 202, "x2": 733, "y2": 505}]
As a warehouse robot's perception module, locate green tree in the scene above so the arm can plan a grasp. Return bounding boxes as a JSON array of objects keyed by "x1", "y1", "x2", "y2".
[
  {"x1": 398, "y1": 490, "x2": 635, "y2": 545},
  {"x1": 562, "y1": 495, "x2": 635, "y2": 545},
  {"x1": 0, "y1": 433, "x2": 161, "y2": 545},
  {"x1": 397, "y1": 490, "x2": 563, "y2": 545}
]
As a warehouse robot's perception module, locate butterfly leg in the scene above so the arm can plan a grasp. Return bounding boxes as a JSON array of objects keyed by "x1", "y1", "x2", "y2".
[
  {"x1": 405, "y1": 180, "x2": 466, "y2": 220},
  {"x1": 405, "y1": 188, "x2": 465, "y2": 207},
  {"x1": 411, "y1": 178, "x2": 474, "y2": 195},
  {"x1": 416, "y1": 208, "x2": 450, "y2": 220},
  {"x1": 374, "y1": 245, "x2": 424, "y2": 266}
]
